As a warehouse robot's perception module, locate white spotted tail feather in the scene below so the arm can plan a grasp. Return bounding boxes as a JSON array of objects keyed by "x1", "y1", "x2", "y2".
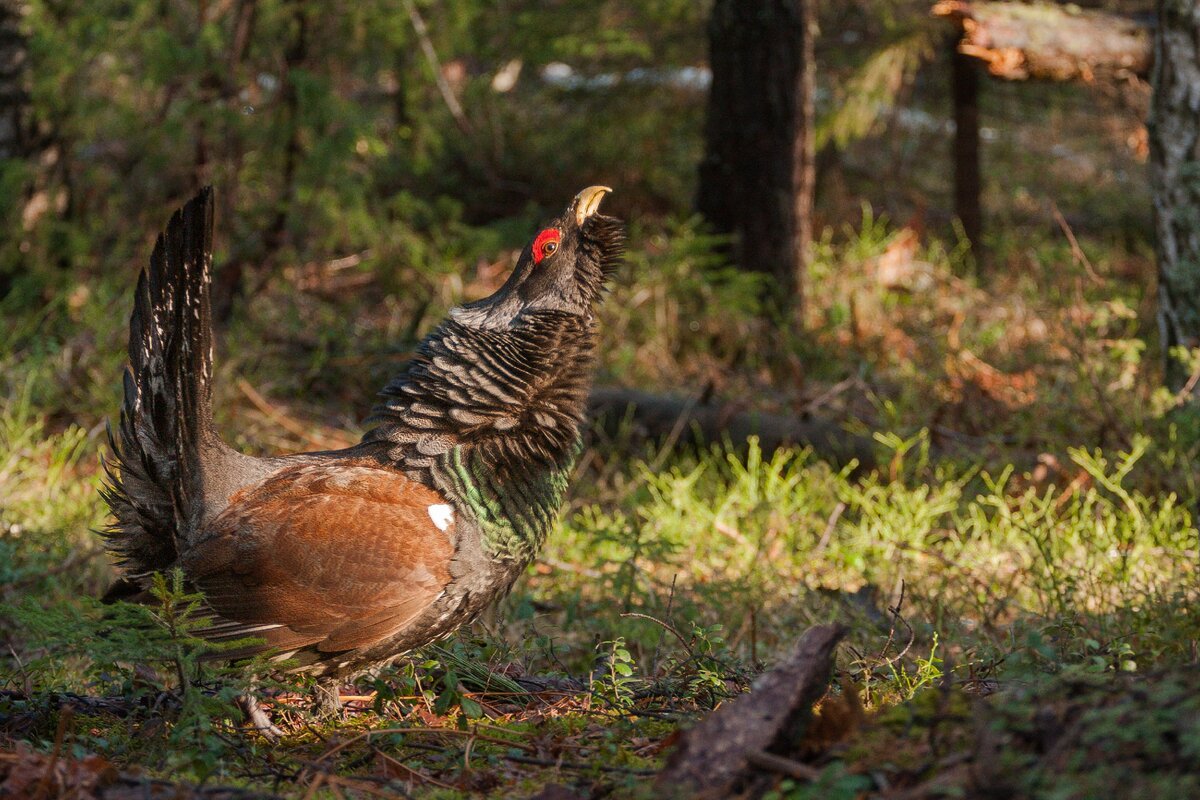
[{"x1": 101, "y1": 187, "x2": 219, "y2": 577}]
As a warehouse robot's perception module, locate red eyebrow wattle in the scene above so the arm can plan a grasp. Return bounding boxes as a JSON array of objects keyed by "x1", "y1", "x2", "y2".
[{"x1": 532, "y1": 228, "x2": 560, "y2": 264}]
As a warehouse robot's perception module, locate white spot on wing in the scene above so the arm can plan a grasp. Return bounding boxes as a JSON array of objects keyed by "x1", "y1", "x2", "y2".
[
  {"x1": 326, "y1": 471, "x2": 354, "y2": 488},
  {"x1": 428, "y1": 503, "x2": 454, "y2": 532}
]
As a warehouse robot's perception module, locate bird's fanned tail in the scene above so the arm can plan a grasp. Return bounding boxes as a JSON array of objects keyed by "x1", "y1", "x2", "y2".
[{"x1": 100, "y1": 187, "x2": 217, "y2": 578}]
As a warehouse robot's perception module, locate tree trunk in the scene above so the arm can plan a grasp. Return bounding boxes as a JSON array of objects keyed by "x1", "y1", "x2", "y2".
[
  {"x1": 1150, "y1": 0, "x2": 1200, "y2": 392},
  {"x1": 0, "y1": 0, "x2": 30, "y2": 161},
  {"x1": 952, "y1": 43, "x2": 983, "y2": 254},
  {"x1": 587, "y1": 387, "x2": 876, "y2": 471},
  {"x1": 0, "y1": 0, "x2": 31, "y2": 297},
  {"x1": 214, "y1": 1, "x2": 305, "y2": 322},
  {"x1": 697, "y1": 0, "x2": 815, "y2": 327}
]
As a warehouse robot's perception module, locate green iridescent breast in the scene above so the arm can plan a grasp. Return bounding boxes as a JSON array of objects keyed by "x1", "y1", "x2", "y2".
[{"x1": 437, "y1": 437, "x2": 582, "y2": 563}]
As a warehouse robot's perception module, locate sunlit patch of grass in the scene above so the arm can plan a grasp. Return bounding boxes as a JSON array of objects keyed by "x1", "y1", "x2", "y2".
[
  {"x1": 530, "y1": 435, "x2": 1199, "y2": 701},
  {"x1": 0, "y1": 377, "x2": 111, "y2": 599}
]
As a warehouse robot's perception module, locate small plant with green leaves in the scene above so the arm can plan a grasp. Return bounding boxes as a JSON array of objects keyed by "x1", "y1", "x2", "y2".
[
  {"x1": 592, "y1": 637, "x2": 638, "y2": 711},
  {"x1": 430, "y1": 668, "x2": 486, "y2": 724}
]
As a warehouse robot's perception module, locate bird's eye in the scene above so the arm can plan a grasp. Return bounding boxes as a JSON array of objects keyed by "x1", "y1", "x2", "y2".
[{"x1": 532, "y1": 228, "x2": 561, "y2": 264}]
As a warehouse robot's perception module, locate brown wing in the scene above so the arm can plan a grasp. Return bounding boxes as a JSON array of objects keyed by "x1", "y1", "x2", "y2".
[{"x1": 181, "y1": 462, "x2": 454, "y2": 656}]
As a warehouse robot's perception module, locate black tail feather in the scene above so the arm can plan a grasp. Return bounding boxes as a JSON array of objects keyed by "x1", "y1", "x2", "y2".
[{"x1": 101, "y1": 188, "x2": 216, "y2": 577}]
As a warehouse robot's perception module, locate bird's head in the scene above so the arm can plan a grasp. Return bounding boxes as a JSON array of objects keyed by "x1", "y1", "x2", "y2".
[{"x1": 451, "y1": 186, "x2": 624, "y2": 329}]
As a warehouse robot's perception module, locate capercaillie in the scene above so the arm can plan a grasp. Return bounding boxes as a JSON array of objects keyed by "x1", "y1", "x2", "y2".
[{"x1": 101, "y1": 186, "x2": 623, "y2": 731}]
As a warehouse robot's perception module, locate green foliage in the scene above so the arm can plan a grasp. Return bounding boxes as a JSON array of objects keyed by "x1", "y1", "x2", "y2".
[
  {"x1": 3, "y1": 0, "x2": 713, "y2": 300},
  {"x1": 764, "y1": 764, "x2": 873, "y2": 800},
  {"x1": 592, "y1": 637, "x2": 638, "y2": 710},
  {"x1": 419, "y1": 641, "x2": 529, "y2": 725},
  {"x1": 817, "y1": 30, "x2": 934, "y2": 150},
  {"x1": 1, "y1": 568, "x2": 274, "y2": 780},
  {"x1": 597, "y1": 215, "x2": 767, "y2": 382},
  {"x1": 970, "y1": 669, "x2": 1200, "y2": 798},
  {"x1": 547, "y1": 431, "x2": 1199, "y2": 716}
]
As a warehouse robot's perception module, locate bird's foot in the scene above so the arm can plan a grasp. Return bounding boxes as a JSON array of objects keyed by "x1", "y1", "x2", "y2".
[
  {"x1": 237, "y1": 694, "x2": 285, "y2": 741},
  {"x1": 312, "y1": 678, "x2": 344, "y2": 720}
]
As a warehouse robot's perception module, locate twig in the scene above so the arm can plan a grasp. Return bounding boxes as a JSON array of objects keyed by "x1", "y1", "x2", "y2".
[
  {"x1": 300, "y1": 772, "x2": 325, "y2": 800},
  {"x1": 1169, "y1": 357, "x2": 1200, "y2": 408},
  {"x1": 801, "y1": 376, "x2": 859, "y2": 416},
  {"x1": 325, "y1": 249, "x2": 373, "y2": 272},
  {"x1": 35, "y1": 705, "x2": 73, "y2": 800},
  {"x1": 814, "y1": 502, "x2": 847, "y2": 554},
  {"x1": 1051, "y1": 201, "x2": 1103, "y2": 285},
  {"x1": 744, "y1": 749, "x2": 822, "y2": 782},
  {"x1": 370, "y1": 746, "x2": 456, "y2": 790},
  {"x1": 750, "y1": 607, "x2": 758, "y2": 664},
  {"x1": 317, "y1": 725, "x2": 534, "y2": 763},
  {"x1": 621, "y1": 612, "x2": 693, "y2": 656},
  {"x1": 714, "y1": 520, "x2": 750, "y2": 546},
  {"x1": 646, "y1": 394, "x2": 701, "y2": 475},
  {"x1": 399, "y1": 0, "x2": 472, "y2": 134},
  {"x1": 6, "y1": 644, "x2": 31, "y2": 695},
  {"x1": 501, "y1": 752, "x2": 657, "y2": 776},
  {"x1": 649, "y1": 573, "x2": 679, "y2": 673},
  {"x1": 876, "y1": 580, "x2": 915, "y2": 668},
  {"x1": 236, "y1": 378, "x2": 351, "y2": 450}
]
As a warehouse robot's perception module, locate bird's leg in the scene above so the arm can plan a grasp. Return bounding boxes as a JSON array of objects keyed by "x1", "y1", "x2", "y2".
[
  {"x1": 476, "y1": 600, "x2": 502, "y2": 634},
  {"x1": 312, "y1": 676, "x2": 344, "y2": 719},
  {"x1": 237, "y1": 693, "x2": 285, "y2": 741}
]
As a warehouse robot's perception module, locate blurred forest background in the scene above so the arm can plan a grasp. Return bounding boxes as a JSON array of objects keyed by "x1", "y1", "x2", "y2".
[{"x1": 4, "y1": 0, "x2": 1200, "y2": 798}]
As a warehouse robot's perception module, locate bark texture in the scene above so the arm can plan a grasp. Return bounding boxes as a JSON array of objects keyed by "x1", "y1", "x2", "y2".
[
  {"x1": 0, "y1": 0, "x2": 30, "y2": 160},
  {"x1": 655, "y1": 624, "x2": 846, "y2": 799},
  {"x1": 697, "y1": 0, "x2": 815, "y2": 325},
  {"x1": 1150, "y1": 0, "x2": 1200, "y2": 391},
  {"x1": 934, "y1": 0, "x2": 1151, "y2": 82}
]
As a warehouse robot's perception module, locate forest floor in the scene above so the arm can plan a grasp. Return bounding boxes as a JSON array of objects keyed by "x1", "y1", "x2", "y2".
[{"x1": 4, "y1": 80, "x2": 1200, "y2": 799}]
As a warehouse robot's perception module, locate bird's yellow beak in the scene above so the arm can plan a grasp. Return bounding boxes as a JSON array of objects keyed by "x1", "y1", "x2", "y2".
[{"x1": 574, "y1": 186, "x2": 612, "y2": 226}]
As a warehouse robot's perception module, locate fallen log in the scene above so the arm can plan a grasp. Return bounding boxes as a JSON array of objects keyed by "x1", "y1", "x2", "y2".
[
  {"x1": 587, "y1": 387, "x2": 876, "y2": 470},
  {"x1": 933, "y1": 0, "x2": 1151, "y2": 82},
  {"x1": 655, "y1": 624, "x2": 846, "y2": 798}
]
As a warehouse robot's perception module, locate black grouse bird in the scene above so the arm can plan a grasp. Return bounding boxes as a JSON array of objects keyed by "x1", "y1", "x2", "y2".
[{"x1": 101, "y1": 186, "x2": 622, "y2": 724}]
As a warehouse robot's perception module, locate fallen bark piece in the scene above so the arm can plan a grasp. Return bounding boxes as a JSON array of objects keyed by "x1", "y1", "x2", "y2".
[
  {"x1": 933, "y1": 0, "x2": 1151, "y2": 82},
  {"x1": 655, "y1": 624, "x2": 846, "y2": 799},
  {"x1": 587, "y1": 387, "x2": 875, "y2": 470}
]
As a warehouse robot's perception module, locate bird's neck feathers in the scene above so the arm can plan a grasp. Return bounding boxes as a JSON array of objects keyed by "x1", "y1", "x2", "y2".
[{"x1": 363, "y1": 309, "x2": 596, "y2": 560}]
